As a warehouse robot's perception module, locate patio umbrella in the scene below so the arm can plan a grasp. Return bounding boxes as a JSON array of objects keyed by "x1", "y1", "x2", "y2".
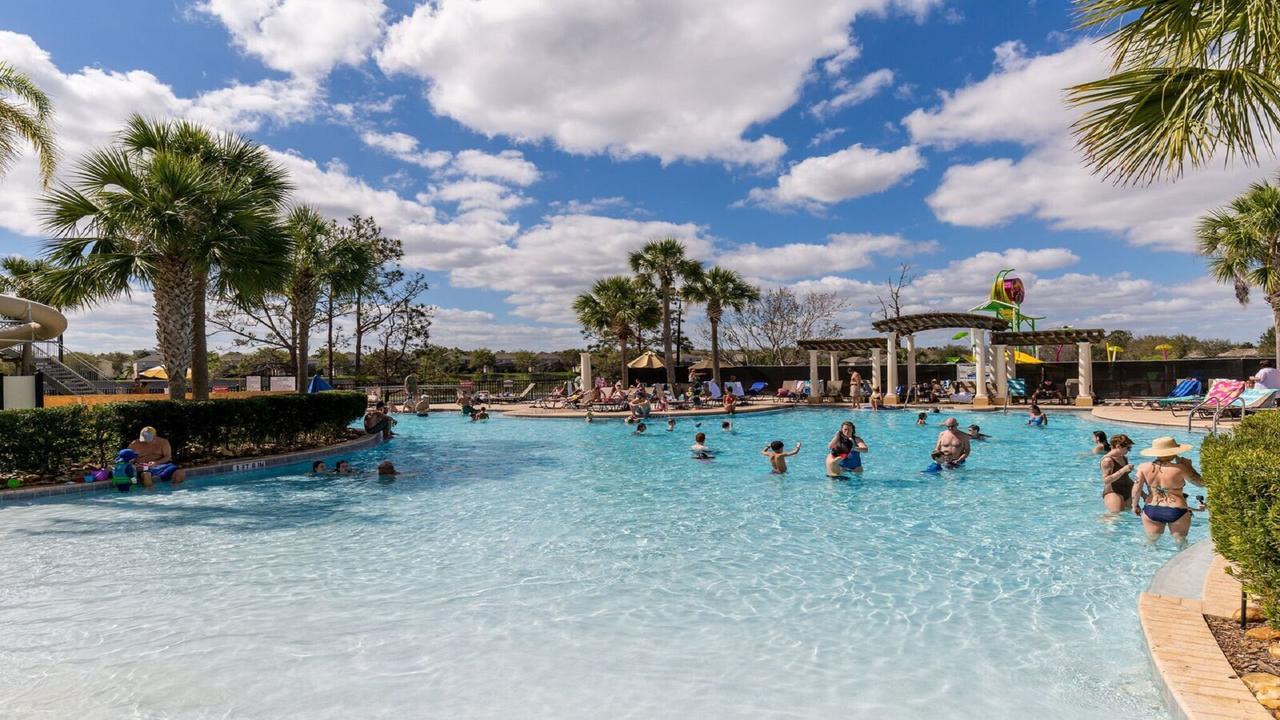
[
  {"x1": 1155, "y1": 343, "x2": 1173, "y2": 360},
  {"x1": 627, "y1": 350, "x2": 665, "y2": 369},
  {"x1": 139, "y1": 366, "x2": 193, "y2": 380}
]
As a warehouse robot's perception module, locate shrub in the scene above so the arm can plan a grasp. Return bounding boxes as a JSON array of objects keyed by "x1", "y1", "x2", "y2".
[
  {"x1": 1203, "y1": 411, "x2": 1280, "y2": 626},
  {"x1": 0, "y1": 392, "x2": 367, "y2": 477}
]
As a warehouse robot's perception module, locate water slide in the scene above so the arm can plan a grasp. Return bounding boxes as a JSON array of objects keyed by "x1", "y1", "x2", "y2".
[{"x1": 0, "y1": 293, "x2": 68, "y2": 351}]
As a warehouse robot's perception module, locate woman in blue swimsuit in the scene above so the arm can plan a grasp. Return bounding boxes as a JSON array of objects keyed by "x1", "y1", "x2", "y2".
[
  {"x1": 828, "y1": 421, "x2": 868, "y2": 473},
  {"x1": 1026, "y1": 404, "x2": 1048, "y2": 426},
  {"x1": 1133, "y1": 436, "x2": 1203, "y2": 548}
]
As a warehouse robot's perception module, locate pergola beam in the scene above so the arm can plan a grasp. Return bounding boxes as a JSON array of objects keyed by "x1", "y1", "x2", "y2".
[
  {"x1": 990, "y1": 329, "x2": 1105, "y2": 345},
  {"x1": 797, "y1": 337, "x2": 886, "y2": 352},
  {"x1": 872, "y1": 312, "x2": 1008, "y2": 334}
]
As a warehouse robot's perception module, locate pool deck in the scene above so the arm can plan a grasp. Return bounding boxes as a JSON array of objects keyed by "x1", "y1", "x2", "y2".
[
  {"x1": 0, "y1": 432, "x2": 384, "y2": 504},
  {"x1": 1140, "y1": 540, "x2": 1271, "y2": 720}
]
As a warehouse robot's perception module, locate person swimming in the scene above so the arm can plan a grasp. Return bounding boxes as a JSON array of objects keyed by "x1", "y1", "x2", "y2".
[
  {"x1": 634, "y1": 422, "x2": 647, "y2": 435},
  {"x1": 762, "y1": 440, "x2": 801, "y2": 474},
  {"x1": 967, "y1": 424, "x2": 990, "y2": 441},
  {"x1": 1091, "y1": 430, "x2": 1108, "y2": 454},
  {"x1": 828, "y1": 421, "x2": 868, "y2": 473},
  {"x1": 691, "y1": 432, "x2": 713, "y2": 459},
  {"x1": 666, "y1": 418, "x2": 676, "y2": 432},
  {"x1": 585, "y1": 410, "x2": 594, "y2": 423},
  {"x1": 1027, "y1": 404, "x2": 1047, "y2": 426},
  {"x1": 916, "y1": 412, "x2": 927, "y2": 426},
  {"x1": 311, "y1": 460, "x2": 328, "y2": 474},
  {"x1": 334, "y1": 460, "x2": 352, "y2": 474},
  {"x1": 721, "y1": 420, "x2": 732, "y2": 432}
]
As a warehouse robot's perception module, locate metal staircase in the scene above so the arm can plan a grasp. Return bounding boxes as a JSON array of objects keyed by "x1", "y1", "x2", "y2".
[{"x1": 1, "y1": 341, "x2": 107, "y2": 395}]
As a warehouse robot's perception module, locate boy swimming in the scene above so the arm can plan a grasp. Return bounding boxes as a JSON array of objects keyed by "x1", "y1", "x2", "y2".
[
  {"x1": 691, "y1": 432, "x2": 713, "y2": 459},
  {"x1": 666, "y1": 418, "x2": 676, "y2": 432},
  {"x1": 916, "y1": 412, "x2": 927, "y2": 425},
  {"x1": 721, "y1": 420, "x2": 732, "y2": 432},
  {"x1": 762, "y1": 440, "x2": 801, "y2": 473}
]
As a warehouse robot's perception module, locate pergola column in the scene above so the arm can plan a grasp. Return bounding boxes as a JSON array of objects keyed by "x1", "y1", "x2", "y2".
[
  {"x1": 992, "y1": 344, "x2": 1007, "y2": 404},
  {"x1": 829, "y1": 352, "x2": 839, "y2": 384},
  {"x1": 808, "y1": 349, "x2": 821, "y2": 404},
  {"x1": 870, "y1": 348, "x2": 882, "y2": 394},
  {"x1": 973, "y1": 329, "x2": 990, "y2": 406},
  {"x1": 884, "y1": 332, "x2": 899, "y2": 404},
  {"x1": 579, "y1": 352, "x2": 593, "y2": 391},
  {"x1": 906, "y1": 334, "x2": 917, "y2": 400},
  {"x1": 1076, "y1": 342, "x2": 1094, "y2": 406}
]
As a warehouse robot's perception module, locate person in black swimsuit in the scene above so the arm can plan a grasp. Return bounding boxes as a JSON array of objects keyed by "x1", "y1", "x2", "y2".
[{"x1": 1099, "y1": 434, "x2": 1135, "y2": 513}]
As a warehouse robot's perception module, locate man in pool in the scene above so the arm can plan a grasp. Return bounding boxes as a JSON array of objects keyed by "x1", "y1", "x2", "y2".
[
  {"x1": 334, "y1": 460, "x2": 352, "y2": 474},
  {"x1": 364, "y1": 401, "x2": 396, "y2": 439},
  {"x1": 762, "y1": 440, "x2": 801, "y2": 474},
  {"x1": 377, "y1": 461, "x2": 397, "y2": 476},
  {"x1": 128, "y1": 426, "x2": 186, "y2": 488},
  {"x1": 934, "y1": 418, "x2": 970, "y2": 468},
  {"x1": 967, "y1": 424, "x2": 990, "y2": 441}
]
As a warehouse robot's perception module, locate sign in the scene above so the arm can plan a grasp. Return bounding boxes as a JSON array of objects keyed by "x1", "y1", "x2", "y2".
[
  {"x1": 955, "y1": 363, "x2": 976, "y2": 382},
  {"x1": 269, "y1": 376, "x2": 296, "y2": 392},
  {"x1": 231, "y1": 460, "x2": 266, "y2": 472}
]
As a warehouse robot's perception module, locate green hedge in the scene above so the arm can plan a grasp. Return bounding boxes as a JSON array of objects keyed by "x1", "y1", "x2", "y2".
[
  {"x1": 0, "y1": 392, "x2": 367, "y2": 477},
  {"x1": 1203, "y1": 411, "x2": 1280, "y2": 626}
]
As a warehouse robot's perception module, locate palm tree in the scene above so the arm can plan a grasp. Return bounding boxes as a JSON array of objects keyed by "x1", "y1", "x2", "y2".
[
  {"x1": 119, "y1": 115, "x2": 292, "y2": 400},
  {"x1": 573, "y1": 276, "x2": 660, "y2": 386},
  {"x1": 0, "y1": 255, "x2": 59, "y2": 373},
  {"x1": 1069, "y1": 1, "x2": 1280, "y2": 184},
  {"x1": 683, "y1": 267, "x2": 759, "y2": 385},
  {"x1": 628, "y1": 238, "x2": 703, "y2": 388},
  {"x1": 277, "y1": 207, "x2": 372, "y2": 391},
  {"x1": 1197, "y1": 179, "x2": 1280, "y2": 361},
  {"x1": 40, "y1": 145, "x2": 213, "y2": 399},
  {"x1": 0, "y1": 61, "x2": 56, "y2": 186}
]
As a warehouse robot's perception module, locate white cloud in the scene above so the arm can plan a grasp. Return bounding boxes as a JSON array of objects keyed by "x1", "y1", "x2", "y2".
[
  {"x1": 431, "y1": 308, "x2": 583, "y2": 351},
  {"x1": 359, "y1": 130, "x2": 452, "y2": 169},
  {"x1": 823, "y1": 44, "x2": 862, "y2": 76},
  {"x1": 186, "y1": 77, "x2": 322, "y2": 132},
  {"x1": 450, "y1": 150, "x2": 540, "y2": 186},
  {"x1": 809, "y1": 128, "x2": 847, "y2": 147},
  {"x1": 378, "y1": 0, "x2": 940, "y2": 165},
  {"x1": 811, "y1": 68, "x2": 895, "y2": 117},
  {"x1": 197, "y1": 0, "x2": 387, "y2": 78},
  {"x1": 425, "y1": 179, "x2": 529, "y2": 213},
  {"x1": 720, "y1": 232, "x2": 936, "y2": 280},
  {"x1": 62, "y1": 291, "x2": 159, "y2": 352},
  {"x1": 746, "y1": 144, "x2": 923, "y2": 210},
  {"x1": 548, "y1": 197, "x2": 631, "y2": 215},
  {"x1": 448, "y1": 214, "x2": 713, "y2": 325},
  {"x1": 908, "y1": 39, "x2": 1280, "y2": 250}
]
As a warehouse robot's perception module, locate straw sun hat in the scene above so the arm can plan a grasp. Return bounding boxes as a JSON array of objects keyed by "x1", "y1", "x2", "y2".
[{"x1": 1139, "y1": 436, "x2": 1194, "y2": 458}]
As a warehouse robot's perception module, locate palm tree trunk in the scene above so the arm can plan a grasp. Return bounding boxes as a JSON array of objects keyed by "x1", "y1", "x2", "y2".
[
  {"x1": 710, "y1": 317, "x2": 721, "y2": 385},
  {"x1": 326, "y1": 289, "x2": 335, "y2": 379},
  {"x1": 152, "y1": 257, "x2": 195, "y2": 401},
  {"x1": 620, "y1": 336, "x2": 629, "y2": 388},
  {"x1": 661, "y1": 281, "x2": 674, "y2": 388},
  {"x1": 19, "y1": 343, "x2": 33, "y2": 375},
  {"x1": 190, "y1": 272, "x2": 209, "y2": 401}
]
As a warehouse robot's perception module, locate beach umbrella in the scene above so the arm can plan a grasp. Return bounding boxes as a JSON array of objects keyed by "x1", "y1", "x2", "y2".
[
  {"x1": 1154, "y1": 343, "x2": 1173, "y2": 360},
  {"x1": 1012, "y1": 350, "x2": 1042, "y2": 364},
  {"x1": 139, "y1": 366, "x2": 193, "y2": 380},
  {"x1": 1106, "y1": 345, "x2": 1123, "y2": 362},
  {"x1": 627, "y1": 350, "x2": 665, "y2": 369}
]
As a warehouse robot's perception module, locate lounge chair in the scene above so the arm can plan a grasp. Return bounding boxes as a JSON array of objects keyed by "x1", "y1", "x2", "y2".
[
  {"x1": 1199, "y1": 385, "x2": 1273, "y2": 420},
  {"x1": 1175, "y1": 379, "x2": 1244, "y2": 418},
  {"x1": 821, "y1": 379, "x2": 844, "y2": 402},
  {"x1": 746, "y1": 381, "x2": 767, "y2": 397},
  {"x1": 707, "y1": 381, "x2": 723, "y2": 401},
  {"x1": 1127, "y1": 378, "x2": 1201, "y2": 409},
  {"x1": 725, "y1": 381, "x2": 746, "y2": 398}
]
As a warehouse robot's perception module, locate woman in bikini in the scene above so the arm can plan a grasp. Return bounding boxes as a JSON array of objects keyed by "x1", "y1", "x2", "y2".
[
  {"x1": 1132, "y1": 436, "x2": 1204, "y2": 547},
  {"x1": 1099, "y1": 434, "x2": 1134, "y2": 513}
]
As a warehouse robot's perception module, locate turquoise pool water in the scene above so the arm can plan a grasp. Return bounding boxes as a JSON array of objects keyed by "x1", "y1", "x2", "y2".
[{"x1": 0, "y1": 408, "x2": 1205, "y2": 719}]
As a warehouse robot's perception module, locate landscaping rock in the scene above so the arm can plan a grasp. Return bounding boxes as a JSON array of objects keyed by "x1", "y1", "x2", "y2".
[
  {"x1": 1242, "y1": 673, "x2": 1280, "y2": 694},
  {"x1": 1236, "y1": 606, "x2": 1267, "y2": 623},
  {"x1": 1247, "y1": 627, "x2": 1280, "y2": 642}
]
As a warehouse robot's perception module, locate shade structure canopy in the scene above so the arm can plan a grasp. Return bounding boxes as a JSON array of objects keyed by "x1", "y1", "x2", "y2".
[
  {"x1": 796, "y1": 337, "x2": 885, "y2": 352},
  {"x1": 627, "y1": 350, "x2": 665, "y2": 369},
  {"x1": 139, "y1": 366, "x2": 192, "y2": 380},
  {"x1": 872, "y1": 312, "x2": 1009, "y2": 334},
  {"x1": 990, "y1": 328, "x2": 1105, "y2": 345},
  {"x1": 688, "y1": 357, "x2": 733, "y2": 371}
]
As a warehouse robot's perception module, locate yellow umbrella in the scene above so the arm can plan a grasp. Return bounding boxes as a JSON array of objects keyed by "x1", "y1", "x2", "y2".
[
  {"x1": 1154, "y1": 343, "x2": 1174, "y2": 360},
  {"x1": 627, "y1": 350, "x2": 665, "y2": 369},
  {"x1": 1012, "y1": 350, "x2": 1042, "y2": 364},
  {"x1": 138, "y1": 366, "x2": 193, "y2": 380}
]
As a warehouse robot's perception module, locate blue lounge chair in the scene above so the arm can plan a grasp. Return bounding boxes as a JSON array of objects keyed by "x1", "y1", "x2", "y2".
[
  {"x1": 1129, "y1": 378, "x2": 1202, "y2": 409},
  {"x1": 746, "y1": 381, "x2": 767, "y2": 397},
  {"x1": 1006, "y1": 378, "x2": 1027, "y2": 404}
]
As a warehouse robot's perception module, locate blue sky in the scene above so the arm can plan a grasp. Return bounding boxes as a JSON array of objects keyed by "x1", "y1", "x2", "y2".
[{"x1": 1, "y1": 0, "x2": 1276, "y2": 352}]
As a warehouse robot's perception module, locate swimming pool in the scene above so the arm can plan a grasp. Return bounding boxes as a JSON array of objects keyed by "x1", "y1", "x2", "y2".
[{"x1": 0, "y1": 407, "x2": 1203, "y2": 719}]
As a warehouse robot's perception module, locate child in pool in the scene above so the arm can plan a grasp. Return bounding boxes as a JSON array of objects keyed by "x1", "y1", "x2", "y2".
[
  {"x1": 762, "y1": 440, "x2": 801, "y2": 473},
  {"x1": 826, "y1": 448, "x2": 852, "y2": 478},
  {"x1": 923, "y1": 450, "x2": 946, "y2": 473},
  {"x1": 721, "y1": 420, "x2": 732, "y2": 432},
  {"x1": 634, "y1": 422, "x2": 647, "y2": 435},
  {"x1": 666, "y1": 418, "x2": 676, "y2": 432},
  {"x1": 916, "y1": 412, "x2": 927, "y2": 426},
  {"x1": 691, "y1": 432, "x2": 713, "y2": 459}
]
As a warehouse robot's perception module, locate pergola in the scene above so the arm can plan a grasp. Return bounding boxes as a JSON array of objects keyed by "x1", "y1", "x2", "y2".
[
  {"x1": 991, "y1": 328, "x2": 1106, "y2": 406},
  {"x1": 870, "y1": 313, "x2": 1010, "y2": 405},
  {"x1": 797, "y1": 338, "x2": 885, "y2": 404}
]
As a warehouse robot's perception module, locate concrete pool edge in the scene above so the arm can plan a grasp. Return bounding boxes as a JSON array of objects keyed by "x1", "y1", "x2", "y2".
[
  {"x1": 0, "y1": 432, "x2": 384, "y2": 504},
  {"x1": 1139, "y1": 539, "x2": 1271, "y2": 720}
]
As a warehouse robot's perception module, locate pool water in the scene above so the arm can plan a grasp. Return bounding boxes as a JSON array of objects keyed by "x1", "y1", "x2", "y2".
[{"x1": 0, "y1": 407, "x2": 1204, "y2": 719}]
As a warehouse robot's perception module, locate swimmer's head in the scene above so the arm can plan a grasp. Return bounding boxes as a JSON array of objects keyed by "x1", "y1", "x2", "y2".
[
  {"x1": 312, "y1": 460, "x2": 327, "y2": 472},
  {"x1": 636, "y1": 422, "x2": 646, "y2": 433},
  {"x1": 1110, "y1": 434, "x2": 1133, "y2": 450},
  {"x1": 335, "y1": 460, "x2": 351, "y2": 472},
  {"x1": 377, "y1": 461, "x2": 396, "y2": 475},
  {"x1": 1093, "y1": 430, "x2": 1108, "y2": 444},
  {"x1": 695, "y1": 432, "x2": 706, "y2": 443},
  {"x1": 944, "y1": 418, "x2": 958, "y2": 429},
  {"x1": 917, "y1": 412, "x2": 927, "y2": 420},
  {"x1": 721, "y1": 421, "x2": 731, "y2": 430},
  {"x1": 769, "y1": 440, "x2": 784, "y2": 452}
]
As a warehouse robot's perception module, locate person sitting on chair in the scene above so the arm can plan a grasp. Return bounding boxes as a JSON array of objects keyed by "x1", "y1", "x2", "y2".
[
  {"x1": 1031, "y1": 377, "x2": 1062, "y2": 404},
  {"x1": 128, "y1": 426, "x2": 186, "y2": 488}
]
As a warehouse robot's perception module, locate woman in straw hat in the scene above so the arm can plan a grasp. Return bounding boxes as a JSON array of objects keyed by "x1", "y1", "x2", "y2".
[{"x1": 1132, "y1": 436, "x2": 1204, "y2": 547}]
